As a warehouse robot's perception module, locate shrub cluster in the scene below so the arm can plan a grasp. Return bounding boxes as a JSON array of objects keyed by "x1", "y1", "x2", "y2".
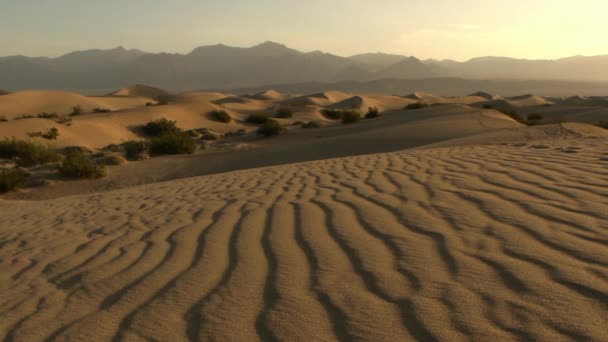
[
  {"x1": 405, "y1": 102, "x2": 429, "y2": 110},
  {"x1": 70, "y1": 105, "x2": 83, "y2": 116},
  {"x1": 37, "y1": 112, "x2": 59, "y2": 119},
  {"x1": 275, "y1": 108, "x2": 294, "y2": 118},
  {"x1": 0, "y1": 168, "x2": 30, "y2": 193},
  {"x1": 246, "y1": 113, "x2": 270, "y2": 124},
  {"x1": 121, "y1": 140, "x2": 150, "y2": 160},
  {"x1": 141, "y1": 118, "x2": 180, "y2": 137},
  {"x1": 364, "y1": 107, "x2": 380, "y2": 119},
  {"x1": 257, "y1": 119, "x2": 287, "y2": 137},
  {"x1": 58, "y1": 152, "x2": 106, "y2": 179},
  {"x1": 149, "y1": 132, "x2": 196, "y2": 155},
  {"x1": 0, "y1": 138, "x2": 61, "y2": 167},
  {"x1": 210, "y1": 110, "x2": 232, "y2": 123},
  {"x1": 302, "y1": 121, "x2": 321, "y2": 129},
  {"x1": 320, "y1": 109, "x2": 343, "y2": 120},
  {"x1": 341, "y1": 111, "x2": 362, "y2": 124}
]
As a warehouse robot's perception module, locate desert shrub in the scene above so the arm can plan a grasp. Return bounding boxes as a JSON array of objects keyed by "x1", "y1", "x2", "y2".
[
  {"x1": 58, "y1": 152, "x2": 106, "y2": 179},
  {"x1": 405, "y1": 102, "x2": 429, "y2": 110},
  {"x1": 93, "y1": 108, "x2": 111, "y2": 113},
  {"x1": 302, "y1": 121, "x2": 321, "y2": 129},
  {"x1": 482, "y1": 104, "x2": 494, "y2": 109},
  {"x1": 364, "y1": 107, "x2": 380, "y2": 119},
  {"x1": 320, "y1": 109, "x2": 343, "y2": 120},
  {"x1": 60, "y1": 146, "x2": 92, "y2": 156},
  {"x1": 149, "y1": 132, "x2": 196, "y2": 156},
  {"x1": 37, "y1": 112, "x2": 59, "y2": 119},
  {"x1": 141, "y1": 118, "x2": 180, "y2": 137},
  {"x1": 70, "y1": 105, "x2": 83, "y2": 116},
  {"x1": 246, "y1": 113, "x2": 270, "y2": 124},
  {"x1": 145, "y1": 102, "x2": 154, "y2": 107},
  {"x1": 99, "y1": 154, "x2": 127, "y2": 166},
  {"x1": 200, "y1": 132, "x2": 220, "y2": 141},
  {"x1": 0, "y1": 116, "x2": 7, "y2": 122},
  {"x1": 342, "y1": 111, "x2": 362, "y2": 124},
  {"x1": 0, "y1": 138, "x2": 61, "y2": 167},
  {"x1": 275, "y1": 108, "x2": 294, "y2": 118},
  {"x1": 42, "y1": 127, "x2": 59, "y2": 140},
  {"x1": 0, "y1": 168, "x2": 30, "y2": 193},
  {"x1": 55, "y1": 116, "x2": 72, "y2": 125},
  {"x1": 121, "y1": 140, "x2": 149, "y2": 159},
  {"x1": 210, "y1": 110, "x2": 232, "y2": 123},
  {"x1": 257, "y1": 119, "x2": 287, "y2": 137},
  {"x1": 15, "y1": 114, "x2": 34, "y2": 120},
  {"x1": 527, "y1": 113, "x2": 543, "y2": 122}
]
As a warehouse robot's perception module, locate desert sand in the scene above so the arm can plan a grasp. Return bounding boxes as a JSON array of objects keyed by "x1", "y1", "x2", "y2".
[{"x1": 1, "y1": 86, "x2": 607, "y2": 341}]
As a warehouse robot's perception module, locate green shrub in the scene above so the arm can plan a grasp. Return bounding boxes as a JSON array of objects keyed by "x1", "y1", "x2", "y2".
[
  {"x1": 121, "y1": 140, "x2": 149, "y2": 160},
  {"x1": 42, "y1": 127, "x2": 59, "y2": 140},
  {"x1": 0, "y1": 168, "x2": 30, "y2": 193},
  {"x1": 149, "y1": 132, "x2": 196, "y2": 155},
  {"x1": 142, "y1": 118, "x2": 180, "y2": 137},
  {"x1": 58, "y1": 153, "x2": 106, "y2": 179},
  {"x1": 302, "y1": 121, "x2": 321, "y2": 129},
  {"x1": 405, "y1": 102, "x2": 429, "y2": 110},
  {"x1": 0, "y1": 138, "x2": 61, "y2": 167},
  {"x1": 320, "y1": 109, "x2": 343, "y2": 120},
  {"x1": 364, "y1": 107, "x2": 380, "y2": 119},
  {"x1": 342, "y1": 111, "x2": 362, "y2": 124},
  {"x1": 70, "y1": 105, "x2": 83, "y2": 116},
  {"x1": 210, "y1": 110, "x2": 232, "y2": 123},
  {"x1": 527, "y1": 113, "x2": 543, "y2": 122},
  {"x1": 246, "y1": 113, "x2": 270, "y2": 124},
  {"x1": 37, "y1": 112, "x2": 59, "y2": 119},
  {"x1": 275, "y1": 108, "x2": 294, "y2": 118},
  {"x1": 257, "y1": 119, "x2": 287, "y2": 137}
]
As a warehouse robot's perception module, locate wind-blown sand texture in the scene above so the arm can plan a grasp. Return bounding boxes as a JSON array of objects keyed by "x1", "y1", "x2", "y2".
[{"x1": 1, "y1": 136, "x2": 607, "y2": 341}]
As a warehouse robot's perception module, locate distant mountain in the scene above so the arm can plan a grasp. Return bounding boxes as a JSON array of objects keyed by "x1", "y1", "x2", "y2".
[{"x1": 1, "y1": 42, "x2": 607, "y2": 92}]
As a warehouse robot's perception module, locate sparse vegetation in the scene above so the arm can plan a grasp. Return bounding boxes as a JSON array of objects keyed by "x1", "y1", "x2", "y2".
[
  {"x1": 320, "y1": 109, "x2": 343, "y2": 120},
  {"x1": 58, "y1": 152, "x2": 106, "y2": 179},
  {"x1": 275, "y1": 108, "x2": 294, "y2": 118},
  {"x1": 0, "y1": 168, "x2": 30, "y2": 193},
  {"x1": 257, "y1": 119, "x2": 287, "y2": 137},
  {"x1": 93, "y1": 108, "x2": 111, "y2": 113},
  {"x1": 37, "y1": 112, "x2": 59, "y2": 119},
  {"x1": 42, "y1": 127, "x2": 59, "y2": 140},
  {"x1": 364, "y1": 107, "x2": 380, "y2": 119},
  {"x1": 15, "y1": 114, "x2": 34, "y2": 120},
  {"x1": 482, "y1": 104, "x2": 494, "y2": 109},
  {"x1": 141, "y1": 118, "x2": 180, "y2": 137},
  {"x1": 149, "y1": 132, "x2": 197, "y2": 155},
  {"x1": 210, "y1": 110, "x2": 232, "y2": 123},
  {"x1": 0, "y1": 138, "x2": 61, "y2": 167},
  {"x1": 121, "y1": 140, "x2": 149, "y2": 160},
  {"x1": 341, "y1": 111, "x2": 362, "y2": 124},
  {"x1": 246, "y1": 113, "x2": 270, "y2": 124},
  {"x1": 70, "y1": 105, "x2": 83, "y2": 116},
  {"x1": 405, "y1": 102, "x2": 429, "y2": 110},
  {"x1": 56, "y1": 116, "x2": 72, "y2": 125},
  {"x1": 302, "y1": 121, "x2": 321, "y2": 129}
]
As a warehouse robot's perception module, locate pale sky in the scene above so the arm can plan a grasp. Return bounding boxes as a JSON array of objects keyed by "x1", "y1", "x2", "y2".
[{"x1": 1, "y1": 0, "x2": 607, "y2": 61}]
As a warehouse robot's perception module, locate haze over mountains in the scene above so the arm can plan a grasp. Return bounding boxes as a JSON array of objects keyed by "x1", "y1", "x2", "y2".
[{"x1": 2, "y1": 41, "x2": 608, "y2": 93}]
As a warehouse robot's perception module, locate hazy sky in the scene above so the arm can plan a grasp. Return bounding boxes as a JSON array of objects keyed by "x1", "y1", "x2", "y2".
[{"x1": 1, "y1": 0, "x2": 607, "y2": 61}]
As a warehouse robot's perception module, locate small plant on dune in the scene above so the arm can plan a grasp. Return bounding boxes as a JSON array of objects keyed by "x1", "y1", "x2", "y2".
[
  {"x1": 149, "y1": 132, "x2": 197, "y2": 156},
  {"x1": 121, "y1": 140, "x2": 150, "y2": 160},
  {"x1": 70, "y1": 105, "x2": 83, "y2": 116},
  {"x1": 42, "y1": 127, "x2": 59, "y2": 140},
  {"x1": 37, "y1": 112, "x2": 59, "y2": 119},
  {"x1": 275, "y1": 108, "x2": 294, "y2": 118},
  {"x1": 320, "y1": 109, "x2": 343, "y2": 120},
  {"x1": 482, "y1": 104, "x2": 494, "y2": 109},
  {"x1": 527, "y1": 113, "x2": 543, "y2": 122},
  {"x1": 0, "y1": 138, "x2": 61, "y2": 167},
  {"x1": 246, "y1": 113, "x2": 270, "y2": 124},
  {"x1": 58, "y1": 152, "x2": 106, "y2": 179},
  {"x1": 364, "y1": 107, "x2": 380, "y2": 119},
  {"x1": 0, "y1": 116, "x2": 7, "y2": 122},
  {"x1": 92, "y1": 108, "x2": 111, "y2": 113},
  {"x1": 210, "y1": 110, "x2": 232, "y2": 123},
  {"x1": 141, "y1": 118, "x2": 181, "y2": 137},
  {"x1": 0, "y1": 168, "x2": 30, "y2": 193},
  {"x1": 302, "y1": 121, "x2": 321, "y2": 129},
  {"x1": 341, "y1": 111, "x2": 362, "y2": 124},
  {"x1": 55, "y1": 116, "x2": 72, "y2": 125},
  {"x1": 257, "y1": 119, "x2": 287, "y2": 137},
  {"x1": 405, "y1": 102, "x2": 429, "y2": 110}
]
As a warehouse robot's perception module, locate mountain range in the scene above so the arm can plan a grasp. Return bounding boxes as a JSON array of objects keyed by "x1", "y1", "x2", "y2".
[{"x1": 1, "y1": 41, "x2": 607, "y2": 93}]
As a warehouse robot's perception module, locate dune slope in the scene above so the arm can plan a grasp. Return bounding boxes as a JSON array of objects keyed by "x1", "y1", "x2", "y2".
[{"x1": 1, "y1": 138, "x2": 607, "y2": 341}]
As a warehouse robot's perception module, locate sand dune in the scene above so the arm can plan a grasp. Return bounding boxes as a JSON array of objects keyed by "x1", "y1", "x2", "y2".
[
  {"x1": 108, "y1": 84, "x2": 171, "y2": 99},
  {"x1": 1, "y1": 132, "x2": 607, "y2": 340}
]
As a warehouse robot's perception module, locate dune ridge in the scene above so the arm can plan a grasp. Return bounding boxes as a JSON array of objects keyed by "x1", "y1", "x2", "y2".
[{"x1": 1, "y1": 135, "x2": 607, "y2": 340}]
